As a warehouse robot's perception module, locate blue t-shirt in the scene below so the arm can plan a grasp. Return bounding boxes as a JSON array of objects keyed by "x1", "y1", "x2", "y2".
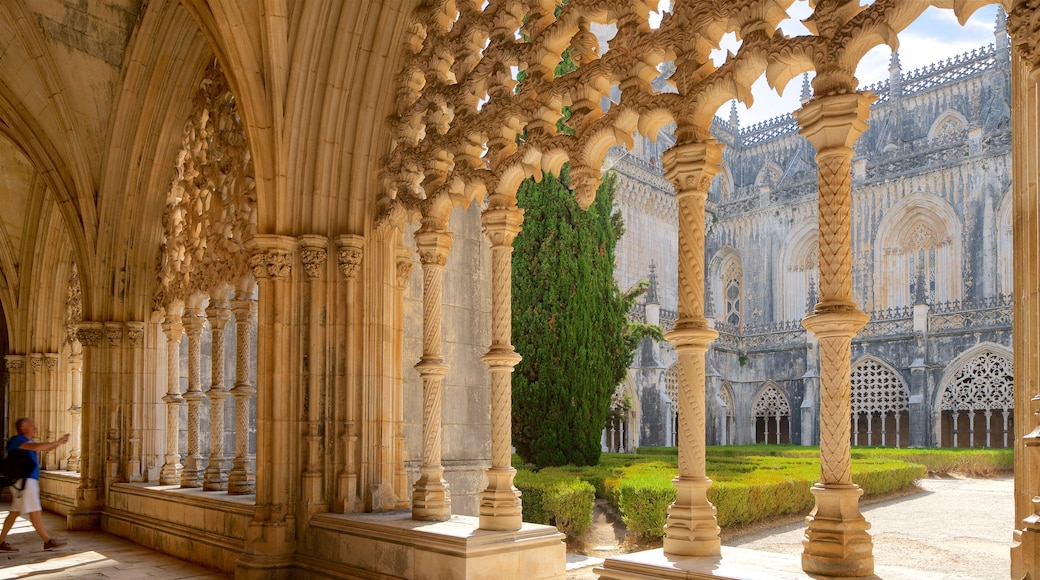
[{"x1": 7, "y1": 434, "x2": 40, "y2": 480}]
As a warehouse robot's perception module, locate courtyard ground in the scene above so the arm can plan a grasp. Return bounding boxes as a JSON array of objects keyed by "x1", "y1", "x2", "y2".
[{"x1": 567, "y1": 474, "x2": 1014, "y2": 579}]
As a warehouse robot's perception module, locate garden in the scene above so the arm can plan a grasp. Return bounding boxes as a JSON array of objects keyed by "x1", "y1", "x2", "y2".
[{"x1": 512, "y1": 445, "x2": 1014, "y2": 543}]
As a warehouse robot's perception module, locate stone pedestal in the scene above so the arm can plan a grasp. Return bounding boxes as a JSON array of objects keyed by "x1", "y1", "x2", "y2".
[{"x1": 300, "y1": 512, "x2": 565, "y2": 579}]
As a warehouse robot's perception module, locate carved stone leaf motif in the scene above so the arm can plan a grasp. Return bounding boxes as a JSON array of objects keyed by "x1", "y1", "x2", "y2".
[
  {"x1": 301, "y1": 248, "x2": 328, "y2": 279},
  {"x1": 338, "y1": 248, "x2": 364, "y2": 279},
  {"x1": 5, "y1": 358, "x2": 24, "y2": 374},
  {"x1": 65, "y1": 263, "x2": 82, "y2": 345},
  {"x1": 76, "y1": 329, "x2": 104, "y2": 347},
  {"x1": 157, "y1": 58, "x2": 256, "y2": 306}
]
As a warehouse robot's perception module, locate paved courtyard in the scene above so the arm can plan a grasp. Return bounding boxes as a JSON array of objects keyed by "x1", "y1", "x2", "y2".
[{"x1": 569, "y1": 475, "x2": 1014, "y2": 579}]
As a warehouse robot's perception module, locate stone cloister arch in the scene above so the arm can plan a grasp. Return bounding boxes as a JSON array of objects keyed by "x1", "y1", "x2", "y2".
[
  {"x1": 935, "y1": 344, "x2": 1015, "y2": 449},
  {"x1": 850, "y1": 356, "x2": 911, "y2": 447},
  {"x1": 752, "y1": 382, "x2": 792, "y2": 445},
  {"x1": 3, "y1": 1, "x2": 1040, "y2": 579}
]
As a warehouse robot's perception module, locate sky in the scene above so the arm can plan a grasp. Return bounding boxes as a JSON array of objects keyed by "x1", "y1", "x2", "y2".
[{"x1": 649, "y1": 1, "x2": 1005, "y2": 127}]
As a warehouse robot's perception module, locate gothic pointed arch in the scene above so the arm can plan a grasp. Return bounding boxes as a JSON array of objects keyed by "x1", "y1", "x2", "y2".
[
  {"x1": 926, "y1": 109, "x2": 969, "y2": 141},
  {"x1": 754, "y1": 161, "x2": 783, "y2": 193},
  {"x1": 708, "y1": 248, "x2": 743, "y2": 327},
  {"x1": 719, "y1": 381, "x2": 735, "y2": 446},
  {"x1": 753, "y1": 382, "x2": 791, "y2": 444},
  {"x1": 779, "y1": 220, "x2": 819, "y2": 322},
  {"x1": 935, "y1": 343, "x2": 1014, "y2": 448},
  {"x1": 874, "y1": 192, "x2": 963, "y2": 309},
  {"x1": 850, "y1": 357, "x2": 910, "y2": 447}
]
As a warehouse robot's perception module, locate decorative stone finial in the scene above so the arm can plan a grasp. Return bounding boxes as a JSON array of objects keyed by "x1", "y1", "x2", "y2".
[
  {"x1": 800, "y1": 73, "x2": 812, "y2": 105},
  {"x1": 647, "y1": 261, "x2": 659, "y2": 306},
  {"x1": 728, "y1": 101, "x2": 739, "y2": 131}
]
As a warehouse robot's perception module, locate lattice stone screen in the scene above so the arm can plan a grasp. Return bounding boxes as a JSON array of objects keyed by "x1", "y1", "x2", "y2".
[
  {"x1": 753, "y1": 384, "x2": 791, "y2": 444},
  {"x1": 940, "y1": 351, "x2": 1014, "y2": 448},
  {"x1": 851, "y1": 359, "x2": 910, "y2": 447}
]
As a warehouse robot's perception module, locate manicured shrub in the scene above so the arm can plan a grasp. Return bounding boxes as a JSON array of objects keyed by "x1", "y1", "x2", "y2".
[
  {"x1": 617, "y1": 475, "x2": 675, "y2": 541},
  {"x1": 513, "y1": 468, "x2": 596, "y2": 538}
]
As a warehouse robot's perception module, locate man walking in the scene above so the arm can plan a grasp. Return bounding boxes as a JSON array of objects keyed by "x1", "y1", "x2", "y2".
[{"x1": 0, "y1": 418, "x2": 69, "y2": 552}]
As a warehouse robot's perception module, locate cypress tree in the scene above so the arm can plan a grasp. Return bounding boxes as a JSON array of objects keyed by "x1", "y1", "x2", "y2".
[{"x1": 511, "y1": 165, "x2": 659, "y2": 467}]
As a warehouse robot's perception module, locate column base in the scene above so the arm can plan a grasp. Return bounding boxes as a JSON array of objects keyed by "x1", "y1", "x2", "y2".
[
  {"x1": 181, "y1": 459, "x2": 204, "y2": 488},
  {"x1": 228, "y1": 459, "x2": 255, "y2": 495},
  {"x1": 235, "y1": 519, "x2": 296, "y2": 580},
  {"x1": 67, "y1": 487, "x2": 102, "y2": 531},
  {"x1": 412, "y1": 477, "x2": 451, "y2": 521},
  {"x1": 662, "y1": 476, "x2": 720, "y2": 557},
  {"x1": 802, "y1": 483, "x2": 873, "y2": 577},
  {"x1": 479, "y1": 467, "x2": 523, "y2": 531},
  {"x1": 203, "y1": 462, "x2": 229, "y2": 491}
]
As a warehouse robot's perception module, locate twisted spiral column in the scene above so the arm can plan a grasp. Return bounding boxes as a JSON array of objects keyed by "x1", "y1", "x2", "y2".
[
  {"x1": 228, "y1": 293, "x2": 257, "y2": 494},
  {"x1": 159, "y1": 315, "x2": 184, "y2": 485},
  {"x1": 204, "y1": 301, "x2": 232, "y2": 491},
  {"x1": 411, "y1": 227, "x2": 453, "y2": 521},
  {"x1": 478, "y1": 205, "x2": 524, "y2": 531},
  {"x1": 181, "y1": 308, "x2": 206, "y2": 488},
  {"x1": 796, "y1": 92, "x2": 874, "y2": 578},
  {"x1": 660, "y1": 139, "x2": 722, "y2": 557}
]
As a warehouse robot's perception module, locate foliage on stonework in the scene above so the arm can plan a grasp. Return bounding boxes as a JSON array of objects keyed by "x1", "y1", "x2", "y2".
[{"x1": 511, "y1": 165, "x2": 660, "y2": 468}]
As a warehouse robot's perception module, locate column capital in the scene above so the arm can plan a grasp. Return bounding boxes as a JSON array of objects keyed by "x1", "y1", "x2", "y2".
[
  {"x1": 104, "y1": 323, "x2": 124, "y2": 348},
  {"x1": 481, "y1": 205, "x2": 524, "y2": 248},
  {"x1": 182, "y1": 309, "x2": 207, "y2": 335},
  {"x1": 662, "y1": 139, "x2": 723, "y2": 198},
  {"x1": 246, "y1": 235, "x2": 297, "y2": 281},
  {"x1": 162, "y1": 317, "x2": 184, "y2": 340},
  {"x1": 126, "y1": 322, "x2": 145, "y2": 348},
  {"x1": 29, "y1": 353, "x2": 44, "y2": 372},
  {"x1": 4, "y1": 355, "x2": 24, "y2": 374},
  {"x1": 43, "y1": 353, "x2": 59, "y2": 370},
  {"x1": 206, "y1": 304, "x2": 233, "y2": 330},
  {"x1": 298, "y1": 234, "x2": 329, "y2": 280},
  {"x1": 335, "y1": 234, "x2": 365, "y2": 280},
  {"x1": 795, "y1": 92, "x2": 875, "y2": 152},
  {"x1": 1009, "y1": 3, "x2": 1040, "y2": 70},
  {"x1": 414, "y1": 229, "x2": 454, "y2": 267},
  {"x1": 76, "y1": 322, "x2": 105, "y2": 347}
]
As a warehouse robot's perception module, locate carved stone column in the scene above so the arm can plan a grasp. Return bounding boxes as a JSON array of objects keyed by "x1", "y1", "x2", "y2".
[
  {"x1": 334, "y1": 234, "x2": 363, "y2": 513},
  {"x1": 159, "y1": 311, "x2": 184, "y2": 485},
  {"x1": 1009, "y1": 5, "x2": 1040, "y2": 576},
  {"x1": 205, "y1": 301, "x2": 232, "y2": 491},
  {"x1": 238, "y1": 236, "x2": 297, "y2": 575},
  {"x1": 478, "y1": 204, "x2": 524, "y2": 531},
  {"x1": 660, "y1": 139, "x2": 723, "y2": 557},
  {"x1": 70, "y1": 323, "x2": 104, "y2": 530},
  {"x1": 125, "y1": 323, "x2": 146, "y2": 482},
  {"x1": 411, "y1": 226, "x2": 453, "y2": 521},
  {"x1": 4, "y1": 355, "x2": 25, "y2": 432},
  {"x1": 181, "y1": 308, "x2": 206, "y2": 488},
  {"x1": 104, "y1": 324, "x2": 125, "y2": 485},
  {"x1": 300, "y1": 235, "x2": 328, "y2": 513},
  {"x1": 796, "y1": 92, "x2": 874, "y2": 578},
  {"x1": 28, "y1": 354, "x2": 44, "y2": 442},
  {"x1": 42, "y1": 354, "x2": 61, "y2": 470},
  {"x1": 229, "y1": 289, "x2": 257, "y2": 495},
  {"x1": 67, "y1": 349, "x2": 83, "y2": 472}
]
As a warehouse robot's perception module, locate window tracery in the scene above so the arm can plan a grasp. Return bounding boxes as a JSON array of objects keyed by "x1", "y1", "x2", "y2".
[
  {"x1": 850, "y1": 359, "x2": 909, "y2": 446},
  {"x1": 723, "y1": 259, "x2": 743, "y2": 327},
  {"x1": 753, "y1": 383, "x2": 790, "y2": 445},
  {"x1": 940, "y1": 351, "x2": 1014, "y2": 448}
]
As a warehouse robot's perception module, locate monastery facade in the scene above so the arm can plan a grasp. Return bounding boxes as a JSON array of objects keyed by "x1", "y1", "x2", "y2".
[{"x1": 616, "y1": 22, "x2": 1015, "y2": 454}]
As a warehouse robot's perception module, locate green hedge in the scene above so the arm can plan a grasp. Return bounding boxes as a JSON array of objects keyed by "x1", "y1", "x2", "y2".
[
  {"x1": 513, "y1": 468, "x2": 595, "y2": 539},
  {"x1": 512, "y1": 446, "x2": 994, "y2": 541}
]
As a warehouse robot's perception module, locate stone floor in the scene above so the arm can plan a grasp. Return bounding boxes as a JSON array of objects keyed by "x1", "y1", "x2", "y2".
[
  {"x1": 0, "y1": 475, "x2": 1015, "y2": 579},
  {"x1": 0, "y1": 505, "x2": 228, "y2": 579}
]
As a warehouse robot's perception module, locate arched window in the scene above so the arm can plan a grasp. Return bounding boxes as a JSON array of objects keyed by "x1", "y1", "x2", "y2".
[
  {"x1": 851, "y1": 358, "x2": 910, "y2": 447},
  {"x1": 719, "y1": 382, "x2": 735, "y2": 446},
  {"x1": 928, "y1": 110, "x2": 967, "y2": 141},
  {"x1": 874, "y1": 193, "x2": 962, "y2": 309},
  {"x1": 940, "y1": 350, "x2": 1014, "y2": 448},
  {"x1": 753, "y1": 383, "x2": 791, "y2": 444},
  {"x1": 780, "y1": 223, "x2": 819, "y2": 322},
  {"x1": 723, "y1": 259, "x2": 743, "y2": 327}
]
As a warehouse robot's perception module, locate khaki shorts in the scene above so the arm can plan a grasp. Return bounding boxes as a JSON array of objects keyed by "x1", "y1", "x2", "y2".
[{"x1": 11, "y1": 478, "x2": 41, "y2": 514}]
